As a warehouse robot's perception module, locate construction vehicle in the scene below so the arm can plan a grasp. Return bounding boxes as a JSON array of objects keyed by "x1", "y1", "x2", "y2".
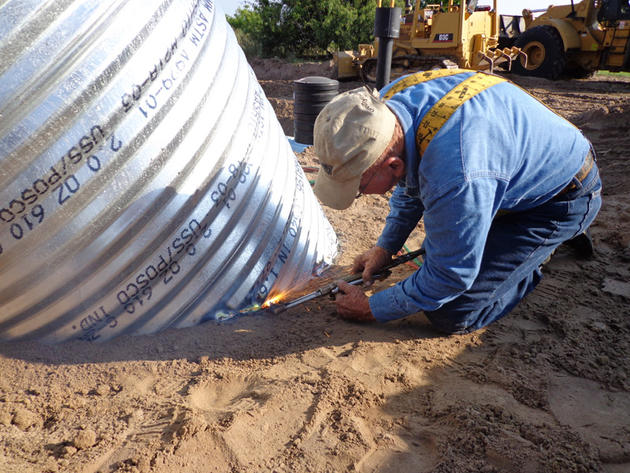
[
  {"x1": 510, "y1": 0, "x2": 630, "y2": 79},
  {"x1": 335, "y1": 0, "x2": 524, "y2": 82}
]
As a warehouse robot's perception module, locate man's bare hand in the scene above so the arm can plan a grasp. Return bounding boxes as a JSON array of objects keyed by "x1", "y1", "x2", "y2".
[
  {"x1": 352, "y1": 246, "x2": 392, "y2": 286},
  {"x1": 334, "y1": 280, "x2": 376, "y2": 323}
]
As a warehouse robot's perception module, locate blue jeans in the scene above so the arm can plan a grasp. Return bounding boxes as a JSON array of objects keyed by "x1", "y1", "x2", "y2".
[{"x1": 424, "y1": 160, "x2": 602, "y2": 334}]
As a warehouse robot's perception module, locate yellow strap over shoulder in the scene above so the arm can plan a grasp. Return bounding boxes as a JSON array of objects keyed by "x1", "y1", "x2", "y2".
[
  {"x1": 382, "y1": 69, "x2": 507, "y2": 156},
  {"x1": 415, "y1": 73, "x2": 506, "y2": 155},
  {"x1": 382, "y1": 68, "x2": 471, "y2": 100}
]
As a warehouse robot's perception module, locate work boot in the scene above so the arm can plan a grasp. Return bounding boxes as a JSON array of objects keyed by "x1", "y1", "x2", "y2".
[{"x1": 563, "y1": 229, "x2": 594, "y2": 259}]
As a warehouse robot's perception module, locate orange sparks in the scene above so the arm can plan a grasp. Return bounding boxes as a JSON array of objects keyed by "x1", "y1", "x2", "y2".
[{"x1": 262, "y1": 293, "x2": 285, "y2": 308}]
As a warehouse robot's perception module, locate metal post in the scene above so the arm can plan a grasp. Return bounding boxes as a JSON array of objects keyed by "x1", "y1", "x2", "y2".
[{"x1": 374, "y1": 6, "x2": 401, "y2": 90}]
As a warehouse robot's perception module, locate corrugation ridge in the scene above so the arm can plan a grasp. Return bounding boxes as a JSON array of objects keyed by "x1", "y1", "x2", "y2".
[
  {"x1": 11, "y1": 28, "x2": 245, "y2": 341},
  {"x1": 0, "y1": 6, "x2": 233, "y2": 338},
  {"x1": 79, "y1": 39, "x2": 259, "y2": 338},
  {"x1": 287, "y1": 147, "x2": 320, "y2": 283},
  {"x1": 0, "y1": 74, "x2": 198, "y2": 303},
  {"x1": 264, "y1": 142, "x2": 311, "y2": 296},
  {"x1": 0, "y1": 2, "x2": 214, "y2": 273},
  {"x1": 161, "y1": 83, "x2": 282, "y2": 328},
  {"x1": 222, "y1": 130, "x2": 293, "y2": 308},
  {"x1": 126, "y1": 168, "x2": 275, "y2": 334},
  {"x1": 0, "y1": 0, "x2": 222, "y2": 291},
  {"x1": 0, "y1": 0, "x2": 76, "y2": 77},
  {"x1": 166, "y1": 99, "x2": 278, "y2": 319},
  {"x1": 0, "y1": 41, "x2": 225, "y2": 338},
  {"x1": 294, "y1": 176, "x2": 319, "y2": 282},
  {"x1": 0, "y1": 0, "x2": 178, "y2": 188},
  {"x1": 0, "y1": 0, "x2": 132, "y2": 133}
]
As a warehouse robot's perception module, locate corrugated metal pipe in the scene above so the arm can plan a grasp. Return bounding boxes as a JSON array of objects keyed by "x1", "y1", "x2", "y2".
[{"x1": 0, "y1": 0, "x2": 338, "y2": 343}]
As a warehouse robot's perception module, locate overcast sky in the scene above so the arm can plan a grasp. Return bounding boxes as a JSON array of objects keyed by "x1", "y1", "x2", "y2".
[{"x1": 214, "y1": 0, "x2": 556, "y2": 17}]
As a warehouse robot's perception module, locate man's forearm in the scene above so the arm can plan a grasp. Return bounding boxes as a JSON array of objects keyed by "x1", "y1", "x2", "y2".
[{"x1": 377, "y1": 186, "x2": 424, "y2": 253}]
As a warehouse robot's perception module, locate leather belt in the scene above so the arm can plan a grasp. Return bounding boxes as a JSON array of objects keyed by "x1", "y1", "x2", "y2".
[{"x1": 557, "y1": 150, "x2": 594, "y2": 196}]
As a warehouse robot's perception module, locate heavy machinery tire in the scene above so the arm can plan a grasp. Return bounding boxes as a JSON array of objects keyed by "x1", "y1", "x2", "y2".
[
  {"x1": 567, "y1": 65, "x2": 596, "y2": 79},
  {"x1": 393, "y1": 47, "x2": 411, "y2": 58},
  {"x1": 512, "y1": 25, "x2": 566, "y2": 79}
]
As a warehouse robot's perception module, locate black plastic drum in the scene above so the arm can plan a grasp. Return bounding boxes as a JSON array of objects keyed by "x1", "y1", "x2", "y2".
[{"x1": 293, "y1": 76, "x2": 339, "y2": 145}]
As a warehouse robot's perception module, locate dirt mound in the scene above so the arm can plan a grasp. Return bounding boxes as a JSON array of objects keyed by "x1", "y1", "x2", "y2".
[{"x1": 249, "y1": 57, "x2": 336, "y2": 80}]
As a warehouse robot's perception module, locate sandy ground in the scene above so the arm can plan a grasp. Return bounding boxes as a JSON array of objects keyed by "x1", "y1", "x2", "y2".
[{"x1": 1, "y1": 60, "x2": 629, "y2": 473}]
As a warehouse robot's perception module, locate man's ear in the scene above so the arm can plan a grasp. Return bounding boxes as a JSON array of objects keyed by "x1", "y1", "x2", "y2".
[{"x1": 384, "y1": 156, "x2": 405, "y2": 178}]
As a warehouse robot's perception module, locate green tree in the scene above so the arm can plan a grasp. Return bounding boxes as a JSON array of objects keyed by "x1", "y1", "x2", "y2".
[
  {"x1": 227, "y1": 3, "x2": 264, "y2": 57},
  {"x1": 227, "y1": 0, "x2": 400, "y2": 58}
]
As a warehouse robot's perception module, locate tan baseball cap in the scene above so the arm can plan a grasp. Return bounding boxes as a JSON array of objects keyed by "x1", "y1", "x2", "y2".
[{"x1": 313, "y1": 87, "x2": 397, "y2": 210}]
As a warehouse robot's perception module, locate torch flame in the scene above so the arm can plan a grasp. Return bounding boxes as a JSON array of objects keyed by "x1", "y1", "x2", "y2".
[{"x1": 262, "y1": 293, "x2": 285, "y2": 308}]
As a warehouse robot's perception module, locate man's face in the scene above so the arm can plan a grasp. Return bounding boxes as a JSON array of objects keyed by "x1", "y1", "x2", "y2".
[{"x1": 358, "y1": 160, "x2": 400, "y2": 195}]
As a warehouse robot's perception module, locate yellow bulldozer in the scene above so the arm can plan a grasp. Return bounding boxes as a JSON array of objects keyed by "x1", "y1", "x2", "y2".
[
  {"x1": 508, "y1": 0, "x2": 630, "y2": 79},
  {"x1": 335, "y1": 0, "x2": 524, "y2": 82}
]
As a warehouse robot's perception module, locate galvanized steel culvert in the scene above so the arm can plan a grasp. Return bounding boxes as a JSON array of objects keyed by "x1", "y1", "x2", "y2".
[{"x1": 0, "y1": 0, "x2": 338, "y2": 343}]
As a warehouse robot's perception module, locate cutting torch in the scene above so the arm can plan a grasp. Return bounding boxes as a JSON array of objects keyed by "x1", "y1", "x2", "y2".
[{"x1": 267, "y1": 247, "x2": 425, "y2": 314}]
